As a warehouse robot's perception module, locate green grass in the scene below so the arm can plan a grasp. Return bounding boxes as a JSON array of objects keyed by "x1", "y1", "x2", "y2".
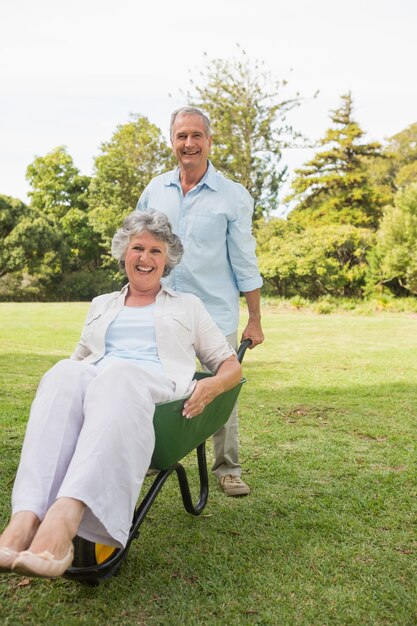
[{"x1": 0, "y1": 301, "x2": 416, "y2": 625}]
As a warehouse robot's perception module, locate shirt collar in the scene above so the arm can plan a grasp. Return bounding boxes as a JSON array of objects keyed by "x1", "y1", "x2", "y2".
[
  {"x1": 156, "y1": 284, "x2": 179, "y2": 298},
  {"x1": 165, "y1": 160, "x2": 218, "y2": 192},
  {"x1": 120, "y1": 283, "x2": 179, "y2": 299}
]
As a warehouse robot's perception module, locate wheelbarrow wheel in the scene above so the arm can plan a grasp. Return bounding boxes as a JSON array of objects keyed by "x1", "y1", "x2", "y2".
[{"x1": 72, "y1": 536, "x2": 119, "y2": 568}]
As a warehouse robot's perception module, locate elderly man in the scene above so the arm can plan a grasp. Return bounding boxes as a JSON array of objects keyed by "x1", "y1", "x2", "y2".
[{"x1": 136, "y1": 106, "x2": 264, "y2": 496}]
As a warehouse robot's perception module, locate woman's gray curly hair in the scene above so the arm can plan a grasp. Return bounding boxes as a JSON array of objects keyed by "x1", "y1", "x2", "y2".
[{"x1": 111, "y1": 210, "x2": 183, "y2": 277}]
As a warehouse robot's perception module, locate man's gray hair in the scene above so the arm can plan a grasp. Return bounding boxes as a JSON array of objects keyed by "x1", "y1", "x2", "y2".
[
  {"x1": 111, "y1": 210, "x2": 183, "y2": 276},
  {"x1": 170, "y1": 106, "x2": 212, "y2": 140}
]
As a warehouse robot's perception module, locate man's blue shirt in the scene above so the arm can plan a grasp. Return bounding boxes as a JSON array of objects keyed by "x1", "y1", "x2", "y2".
[{"x1": 136, "y1": 161, "x2": 263, "y2": 335}]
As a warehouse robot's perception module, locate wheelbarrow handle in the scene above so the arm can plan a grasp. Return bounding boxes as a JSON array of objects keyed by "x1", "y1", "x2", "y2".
[{"x1": 236, "y1": 338, "x2": 252, "y2": 363}]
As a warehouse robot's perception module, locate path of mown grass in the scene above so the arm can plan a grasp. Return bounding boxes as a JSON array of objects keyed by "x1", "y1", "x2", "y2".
[{"x1": 0, "y1": 302, "x2": 416, "y2": 625}]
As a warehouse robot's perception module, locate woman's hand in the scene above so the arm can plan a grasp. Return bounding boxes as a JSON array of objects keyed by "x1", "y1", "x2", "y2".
[
  {"x1": 182, "y1": 378, "x2": 221, "y2": 419},
  {"x1": 182, "y1": 356, "x2": 242, "y2": 419}
]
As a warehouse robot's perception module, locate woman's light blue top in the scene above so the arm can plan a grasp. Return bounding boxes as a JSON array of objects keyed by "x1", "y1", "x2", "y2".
[{"x1": 96, "y1": 304, "x2": 164, "y2": 375}]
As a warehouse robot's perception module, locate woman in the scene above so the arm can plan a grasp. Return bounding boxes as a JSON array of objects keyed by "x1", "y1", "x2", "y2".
[{"x1": 0, "y1": 210, "x2": 242, "y2": 579}]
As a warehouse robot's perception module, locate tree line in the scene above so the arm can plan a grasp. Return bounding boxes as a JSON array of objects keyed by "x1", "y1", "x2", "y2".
[
  {"x1": 259, "y1": 93, "x2": 417, "y2": 299},
  {"x1": 1, "y1": 52, "x2": 417, "y2": 301}
]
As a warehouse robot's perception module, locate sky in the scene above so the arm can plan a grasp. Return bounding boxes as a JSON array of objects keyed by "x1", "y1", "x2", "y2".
[{"x1": 1, "y1": 0, "x2": 416, "y2": 211}]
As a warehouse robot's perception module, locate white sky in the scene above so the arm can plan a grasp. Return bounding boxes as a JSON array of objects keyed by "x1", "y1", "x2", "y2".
[{"x1": 1, "y1": 0, "x2": 416, "y2": 210}]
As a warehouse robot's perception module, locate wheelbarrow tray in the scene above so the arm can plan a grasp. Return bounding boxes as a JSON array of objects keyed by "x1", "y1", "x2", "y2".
[{"x1": 151, "y1": 372, "x2": 245, "y2": 470}]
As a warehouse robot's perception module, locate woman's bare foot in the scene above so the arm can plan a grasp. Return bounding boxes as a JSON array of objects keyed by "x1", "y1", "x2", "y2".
[
  {"x1": 27, "y1": 497, "x2": 85, "y2": 561},
  {"x1": 0, "y1": 511, "x2": 40, "y2": 553}
]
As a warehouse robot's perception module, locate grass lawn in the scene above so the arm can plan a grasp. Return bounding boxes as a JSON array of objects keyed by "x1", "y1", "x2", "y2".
[{"x1": 0, "y1": 301, "x2": 416, "y2": 625}]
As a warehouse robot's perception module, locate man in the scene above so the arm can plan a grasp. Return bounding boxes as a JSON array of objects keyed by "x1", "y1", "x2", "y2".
[{"x1": 136, "y1": 106, "x2": 264, "y2": 496}]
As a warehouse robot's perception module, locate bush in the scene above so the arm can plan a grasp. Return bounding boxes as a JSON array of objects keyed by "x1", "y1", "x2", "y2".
[
  {"x1": 368, "y1": 183, "x2": 417, "y2": 295},
  {"x1": 0, "y1": 272, "x2": 41, "y2": 302},
  {"x1": 54, "y1": 269, "x2": 122, "y2": 301},
  {"x1": 312, "y1": 299, "x2": 335, "y2": 315},
  {"x1": 0, "y1": 268, "x2": 122, "y2": 302},
  {"x1": 289, "y1": 295, "x2": 310, "y2": 310},
  {"x1": 256, "y1": 218, "x2": 375, "y2": 299}
]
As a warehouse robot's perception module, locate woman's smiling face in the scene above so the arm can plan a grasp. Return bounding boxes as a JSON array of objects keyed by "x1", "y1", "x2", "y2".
[{"x1": 124, "y1": 230, "x2": 167, "y2": 296}]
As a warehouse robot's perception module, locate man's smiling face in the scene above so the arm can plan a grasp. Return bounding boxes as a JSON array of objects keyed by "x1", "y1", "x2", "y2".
[{"x1": 171, "y1": 113, "x2": 212, "y2": 174}]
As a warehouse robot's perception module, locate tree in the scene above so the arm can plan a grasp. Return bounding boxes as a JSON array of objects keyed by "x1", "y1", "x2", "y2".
[
  {"x1": 1, "y1": 214, "x2": 63, "y2": 279},
  {"x1": 0, "y1": 146, "x2": 112, "y2": 300},
  {"x1": 287, "y1": 92, "x2": 384, "y2": 229},
  {"x1": 0, "y1": 192, "x2": 64, "y2": 299},
  {"x1": 369, "y1": 183, "x2": 417, "y2": 295},
  {"x1": 0, "y1": 194, "x2": 29, "y2": 239},
  {"x1": 0, "y1": 204, "x2": 116, "y2": 301},
  {"x1": 88, "y1": 114, "x2": 174, "y2": 248},
  {"x1": 256, "y1": 217, "x2": 374, "y2": 298},
  {"x1": 367, "y1": 122, "x2": 417, "y2": 206},
  {"x1": 186, "y1": 49, "x2": 303, "y2": 219},
  {"x1": 26, "y1": 146, "x2": 90, "y2": 219},
  {"x1": 25, "y1": 146, "x2": 100, "y2": 274},
  {"x1": 0, "y1": 194, "x2": 34, "y2": 284}
]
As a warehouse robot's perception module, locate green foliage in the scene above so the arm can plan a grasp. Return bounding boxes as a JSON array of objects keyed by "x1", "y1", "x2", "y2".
[
  {"x1": 25, "y1": 146, "x2": 101, "y2": 272},
  {"x1": 367, "y1": 122, "x2": 417, "y2": 206},
  {"x1": 257, "y1": 293, "x2": 417, "y2": 314},
  {"x1": 54, "y1": 269, "x2": 121, "y2": 301},
  {"x1": 287, "y1": 92, "x2": 384, "y2": 229},
  {"x1": 0, "y1": 148, "x2": 108, "y2": 300},
  {"x1": 26, "y1": 146, "x2": 90, "y2": 218},
  {"x1": 1, "y1": 213, "x2": 63, "y2": 278},
  {"x1": 88, "y1": 114, "x2": 174, "y2": 251},
  {"x1": 0, "y1": 194, "x2": 29, "y2": 238},
  {"x1": 369, "y1": 183, "x2": 417, "y2": 294},
  {"x1": 2, "y1": 82, "x2": 415, "y2": 302},
  {"x1": 256, "y1": 217, "x2": 374, "y2": 298},
  {"x1": 0, "y1": 207, "x2": 110, "y2": 301},
  {"x1": 1, "y1": 119, "x2": 175, "y2": 300},
  {"x1": 187, "y1": 48, "x2": 303, "y2": 218}
]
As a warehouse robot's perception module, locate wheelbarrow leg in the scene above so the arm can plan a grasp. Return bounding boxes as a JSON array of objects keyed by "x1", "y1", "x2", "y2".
[{"x1": 175, "y1": 442, "x2": 209, "y2": 515}]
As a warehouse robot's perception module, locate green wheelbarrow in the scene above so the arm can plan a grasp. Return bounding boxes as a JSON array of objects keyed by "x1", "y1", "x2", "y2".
[{"x1": 64, "y1": 339, "x2": 251, "y2": 585}]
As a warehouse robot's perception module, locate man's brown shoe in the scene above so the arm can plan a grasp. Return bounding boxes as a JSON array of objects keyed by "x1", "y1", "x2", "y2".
[{"x1": 218, "y1": 475, "x2": 250, "y2": 496}]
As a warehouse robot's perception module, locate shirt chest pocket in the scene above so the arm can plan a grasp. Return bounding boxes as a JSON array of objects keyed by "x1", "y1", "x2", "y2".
[
  {"x1": 186, "y1": 211, "x2": 228, "y2": 245},
  {"x1": 86, "y1": 313, "x2": 102, "y2": 326},
  {"x1": 82, "y1": 312, "x2": 104, "y2": 341},
  {"x1": 164, "y1": 314, "x2": 194, "y2": 347}
]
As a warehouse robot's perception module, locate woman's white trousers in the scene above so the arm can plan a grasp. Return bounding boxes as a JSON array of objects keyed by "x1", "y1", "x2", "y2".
[{"x1": 12, "y1": 359, "x2": 175, "y2": 547}]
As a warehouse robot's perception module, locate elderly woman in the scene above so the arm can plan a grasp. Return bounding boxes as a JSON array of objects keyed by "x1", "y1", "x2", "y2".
[{"x1": 0, "y1": 210, "x2": 241, "y2": 579}]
